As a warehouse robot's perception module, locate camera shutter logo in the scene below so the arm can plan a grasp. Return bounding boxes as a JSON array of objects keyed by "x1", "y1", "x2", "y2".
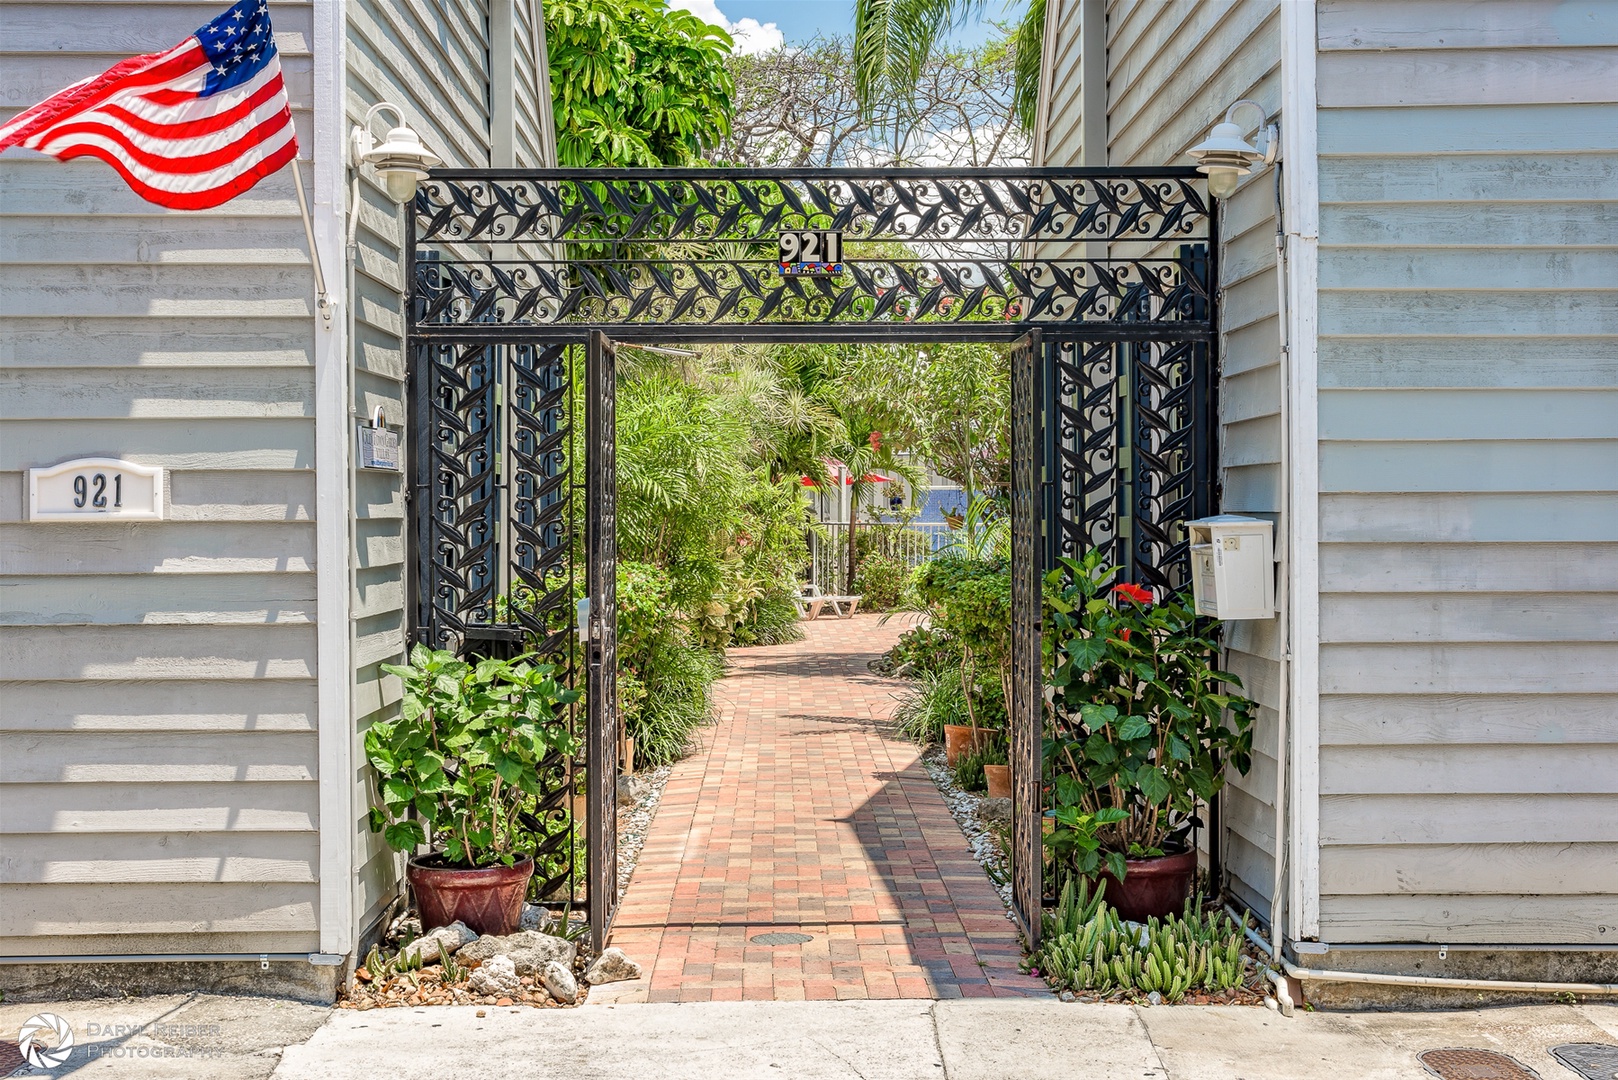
[{"x1": 18, "y1": 1013, "x2": 74, "y2": 1069}]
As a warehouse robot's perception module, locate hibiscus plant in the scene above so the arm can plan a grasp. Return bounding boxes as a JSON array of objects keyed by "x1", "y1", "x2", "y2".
[
  {"x1": 1044, "y1": 550, "x2": 1254, "y2": 873},
  {"x1": 365, "y1": 645, "x2": 580, "y2": 869}
]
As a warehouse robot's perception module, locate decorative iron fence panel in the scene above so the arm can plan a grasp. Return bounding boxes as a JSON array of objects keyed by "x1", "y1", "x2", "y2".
[
  {"x1": 1009, "y1": 330, "x2": 1044, "y2": 947},
  {"x1": 585, "y1": 331, "x2": 620, "y2": 951},
  {"x1": 406, "y1": 336, "x2": 578, "y2": 901},
  {"x1": 410, "y1": 168, "x2": 1211, "y2": 342}
]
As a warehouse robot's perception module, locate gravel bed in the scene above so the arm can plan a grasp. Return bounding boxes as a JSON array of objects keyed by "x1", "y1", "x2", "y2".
[
  {"x1": 615, "y1": 762, "x2": 674, "y2": 899},
  {"x1": 920, "y1": 745, "x2": 1017, "y2": 917}
]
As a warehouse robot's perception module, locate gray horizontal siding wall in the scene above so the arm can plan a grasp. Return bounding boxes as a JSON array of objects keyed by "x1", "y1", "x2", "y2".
[
  {"x1": 0, "y1": 2, "x2": 321, "y2": 956},
  {"x1": 345, "y1": 0, "x2": 554, "y2": 943},
  {"x1": 1037, "y1": 0, "x2": 1286, "y2": 921},
  {"x1": 1108, "y1": 0, "x2": 1285, "y2": 921},
  {"x1": 1314, "y1": 0, "x2": 1618, "y2": 944}
]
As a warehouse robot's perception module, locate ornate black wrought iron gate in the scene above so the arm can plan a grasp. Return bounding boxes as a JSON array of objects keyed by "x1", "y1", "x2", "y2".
[{"x1": 406, "y1": 167, "x2": 1216, "y2": 952}]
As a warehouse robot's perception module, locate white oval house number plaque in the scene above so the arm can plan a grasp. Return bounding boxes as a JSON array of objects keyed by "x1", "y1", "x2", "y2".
[{"x1": 28, "y1": 457, "x2": 165, "y2": 521}]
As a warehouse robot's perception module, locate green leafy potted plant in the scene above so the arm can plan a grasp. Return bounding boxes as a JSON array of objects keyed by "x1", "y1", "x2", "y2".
[
  {"x1": 365, "y1": 645, "x2": 580, "y2": 936},
  {"x1": 1045, "y1": 551, "x2": 1254, "y2": 921}
]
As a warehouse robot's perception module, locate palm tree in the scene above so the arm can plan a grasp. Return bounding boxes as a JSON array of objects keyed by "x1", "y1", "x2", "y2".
[{"x1": 853, "y1": 0, "x2": 1045, "y2": 131}]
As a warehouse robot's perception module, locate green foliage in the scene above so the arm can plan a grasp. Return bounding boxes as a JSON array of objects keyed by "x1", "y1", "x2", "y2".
[
  {"x1": 630, "y1": 637, "x2": 724, "y2": 767},
  {"x1": 545, "y1": 0, "x2": 734, "y2": 167},
  {"x1": 840, "y1": 343, "x2": 1009, "y2": 501},
  {"x1": 366, "y1": 645, "x2": 579, "y2": 869},
  {"x1": 892, "y1": 666, "x2": 970, "y2": 745},
  {"x1": 951, "y1": 738, "x2": 1007, "y2": 791},
  {"x1": 938, "y1": 497, "x2": 1011, "y2": 561},
  {"x1": 852, "y1": 552, "x2": 909, "y2": 611},
  {"x1": 616, "y1": 560, "x2": 722, "y2": 768},
  {"x1": 732, "y1": 586, "x2": 804, "y2": 647},
  {"x1": 1044, "y1": 550, "x2": 1256, "y2": 861},
  {"x1": 1032, "y1": 879, "x2": 1250, "y2": 1001},
  {"x1": 886, "y1": 623, "x2": 964, "y2": 679},
  {"x1": 912, "y1": 556, "x2": 1012, "y2": 730}
]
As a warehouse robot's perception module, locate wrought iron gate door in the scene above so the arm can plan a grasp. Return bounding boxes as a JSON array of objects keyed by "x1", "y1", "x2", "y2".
[
  {"x1": 1009, "y1": 329, "x2": 1045, "y2": 946},
  {"x1": 585, "y1": 330, "x2": 620, "y2": 951}
]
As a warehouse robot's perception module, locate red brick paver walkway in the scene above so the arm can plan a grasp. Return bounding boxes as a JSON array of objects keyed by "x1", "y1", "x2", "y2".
[{"x1": 595, "y1": 614, "x2": 1048, "y2": 1003}]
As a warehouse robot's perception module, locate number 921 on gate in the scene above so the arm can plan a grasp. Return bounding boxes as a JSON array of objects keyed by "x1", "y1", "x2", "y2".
[
  {"x1": 28, "y1": 457, "x2": 165, "y2": 521},
  {"x1": 777, "y1": 230, "x2": 844, "y2": 276}
]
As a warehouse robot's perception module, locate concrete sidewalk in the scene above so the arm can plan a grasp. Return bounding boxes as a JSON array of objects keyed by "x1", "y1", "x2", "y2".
[
  {"x1": 4, "y1": 993, "x2": 1614, "y2": 1078},
  {"x1": 265, "y1": 998, "x2": 1617, "y2": 1080}
]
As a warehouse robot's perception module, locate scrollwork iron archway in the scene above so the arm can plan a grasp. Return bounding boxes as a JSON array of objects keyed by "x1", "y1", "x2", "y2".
[{"x1": 406, "y1": 166, "x2": 1218, "y2": 950}]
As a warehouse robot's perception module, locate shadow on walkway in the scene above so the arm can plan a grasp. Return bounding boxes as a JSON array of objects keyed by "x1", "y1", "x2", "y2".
[{"x1": 594, "y1": 614, "x2": 1047, "y2": 1003}]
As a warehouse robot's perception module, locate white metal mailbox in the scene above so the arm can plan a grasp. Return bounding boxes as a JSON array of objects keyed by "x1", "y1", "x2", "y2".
[{"x1": 1186, "y1": 515, "x2": 1275, "y2": 620}]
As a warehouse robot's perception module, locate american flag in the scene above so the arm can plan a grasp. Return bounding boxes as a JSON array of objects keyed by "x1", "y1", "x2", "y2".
[{"x1": 0, "y1": 0, "x2": 297, "y2": 210}]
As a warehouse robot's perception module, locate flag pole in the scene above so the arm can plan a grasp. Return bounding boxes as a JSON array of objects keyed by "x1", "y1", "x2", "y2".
[{"x1": 290, "y1": 158, "x2": 333, "y2": 322}]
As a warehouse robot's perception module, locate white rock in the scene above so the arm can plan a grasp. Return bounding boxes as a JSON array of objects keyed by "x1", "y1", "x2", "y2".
[
  {"x1": 399, "y1": 920, "x2": 476, "y2": 966},
  {"x1": 458, "y1": 930, "x2": 576, "y2": 975},
  {"x1": 469, "y1": 954, "x2": 521, "y2": 996},
  {"x1": 583, "y1": 947, "x2": 642, "y2": 985},
  {"x1": 541, "y1": 959, "x2": 579, "y2": 1003},
  {"x1": 519, "y1": 904, "x2": 550, "y2": 932},
  {"x1": 1146, "y1": 991, "x2": 1163, "y2": 1006}
]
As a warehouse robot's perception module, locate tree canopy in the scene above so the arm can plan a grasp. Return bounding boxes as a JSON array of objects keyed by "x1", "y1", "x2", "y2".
[{"x1": 545, "y1": 0, "x2": 735, "y2": 167}]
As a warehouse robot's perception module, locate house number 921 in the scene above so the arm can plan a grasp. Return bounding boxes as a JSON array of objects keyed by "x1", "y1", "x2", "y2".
[
  {"x1": 778, "y1": 229, "x2": 843, "y2": 273},
  {"x1": 73, "y1": 472, "x2": 123, "y2": 509},
  {"x1": 28, "y1": 457, "x2": 165, "y2": 521}
]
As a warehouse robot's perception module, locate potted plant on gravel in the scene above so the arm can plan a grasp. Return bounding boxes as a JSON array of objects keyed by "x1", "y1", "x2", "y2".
[
  {"x1": 365, "y1": 644, "x2": 580, "y2": 936},
  {"x1": 1044, "y1": 551, "x2": 1254, "y2": 922}
]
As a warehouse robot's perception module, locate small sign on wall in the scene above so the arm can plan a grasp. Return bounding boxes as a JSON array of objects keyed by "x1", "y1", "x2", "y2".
[{"x1": 29, "y1": 458, "x2": 165, "y2": 521}]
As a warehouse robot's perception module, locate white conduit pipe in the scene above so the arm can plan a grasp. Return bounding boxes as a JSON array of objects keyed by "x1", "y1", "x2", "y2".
[{"x1": 1227, "y1": 907, "x2": 1618, "y2": 1011}]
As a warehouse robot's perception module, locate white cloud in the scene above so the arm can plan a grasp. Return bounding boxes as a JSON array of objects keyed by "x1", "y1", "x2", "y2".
[{"x1": 668, "y1": 0, "x2": 785, "y2": 55}]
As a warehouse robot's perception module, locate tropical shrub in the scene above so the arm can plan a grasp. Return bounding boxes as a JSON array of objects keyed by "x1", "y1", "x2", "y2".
[
  {"x1": 852, "y1": 551, "x2": 909, "y2": 611},
  {"x1": 365, "y1": 646, "x2": 580, "y2": 868},
  {"x1": 616, "y1": 560, "x2": 722, "y2": 767},
  {"x1": 885, "y1": 623, "x2": 962, "y2": 679},
  {"x1": 1044, "y1": 550, "x2": 1255, "y2": 866},
  {"x1": 891, "y1": 666, "x2": 971, "y2": 746},
  {"x1": 733, "y1": 585, "x2": 803, "y2": 647},
  {"x1": 912, "y1": 556, "x2": 1012, "y2": 731}
]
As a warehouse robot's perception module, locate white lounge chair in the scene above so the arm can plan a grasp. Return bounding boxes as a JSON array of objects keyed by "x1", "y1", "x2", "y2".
[{"x1": 797, "y1": 583, "x2": 862, "y2": 619}]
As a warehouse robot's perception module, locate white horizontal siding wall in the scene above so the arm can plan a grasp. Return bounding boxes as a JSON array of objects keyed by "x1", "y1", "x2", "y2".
[
  {"x1": 1314, "y1": 0, "x2": 1618, "y2": 943},
  {"x1": 0, "y1": 2, "x2": 322, "y2": 956}
]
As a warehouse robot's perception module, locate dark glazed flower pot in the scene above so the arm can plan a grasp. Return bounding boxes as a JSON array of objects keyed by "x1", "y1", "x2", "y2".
[
  {"x1": 1099, "y1": 848, "x2": 1197, "y2": 923},
  {"x1": 407, "y1": 855, "x2": 534, "y2": 936}
]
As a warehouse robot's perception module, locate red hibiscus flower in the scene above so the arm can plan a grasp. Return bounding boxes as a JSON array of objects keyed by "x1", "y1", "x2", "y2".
[{"x1": 1112, "y1": 583, "x2": 1153, "y2": 605}]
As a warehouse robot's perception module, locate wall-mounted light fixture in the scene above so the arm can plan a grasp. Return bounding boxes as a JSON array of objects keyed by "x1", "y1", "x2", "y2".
[
  {"x1": 349, "y1": 102, "x2": 442, "y2": 205},
  {"x1": 1188, "y1": 99, "x2": 1278, "y2": 199}
]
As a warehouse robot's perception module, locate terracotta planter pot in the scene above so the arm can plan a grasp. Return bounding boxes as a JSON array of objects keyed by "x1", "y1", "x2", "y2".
[
  {"x1": 943, "y1": 724, "x2": 977, "y2": 765},
  {"x1": 1098, "y1": 848, "x2": 1196, "y2": 923},
  {"x1": 407, "y1": 855, "x2": 534, "y2": 936},
  {"x1": 983, "y1": 764, "x2": 1012, "y2": 800}
]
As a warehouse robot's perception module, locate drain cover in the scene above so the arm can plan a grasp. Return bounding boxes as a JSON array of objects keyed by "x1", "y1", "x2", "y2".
[
  {"x1": 1551, "y1": 1043, "x2": 1618, "y2": 1080},
  {"x1": 0, "y1": 1040, "x2": 24, "y2": 1076},
  {"x1": 1419, "y1": 1048, "x2": 1541, "y2": 1080},
  {"x1": 749, "y1": 932, "x2": 814, "y2": 945}
]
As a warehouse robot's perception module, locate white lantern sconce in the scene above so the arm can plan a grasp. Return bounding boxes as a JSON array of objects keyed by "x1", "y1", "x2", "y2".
[
  {"x1": 1187, "y1": 99, "x2": 1278, "y2": 199},
  {"x1": 349, "y1": 102, "x2": 442, "y2": 207}
]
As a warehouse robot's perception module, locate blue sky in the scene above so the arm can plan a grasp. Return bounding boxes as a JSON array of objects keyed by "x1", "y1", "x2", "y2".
[{"x1": 672, "y1": 0, "x2": 1024, "y2": 53}]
